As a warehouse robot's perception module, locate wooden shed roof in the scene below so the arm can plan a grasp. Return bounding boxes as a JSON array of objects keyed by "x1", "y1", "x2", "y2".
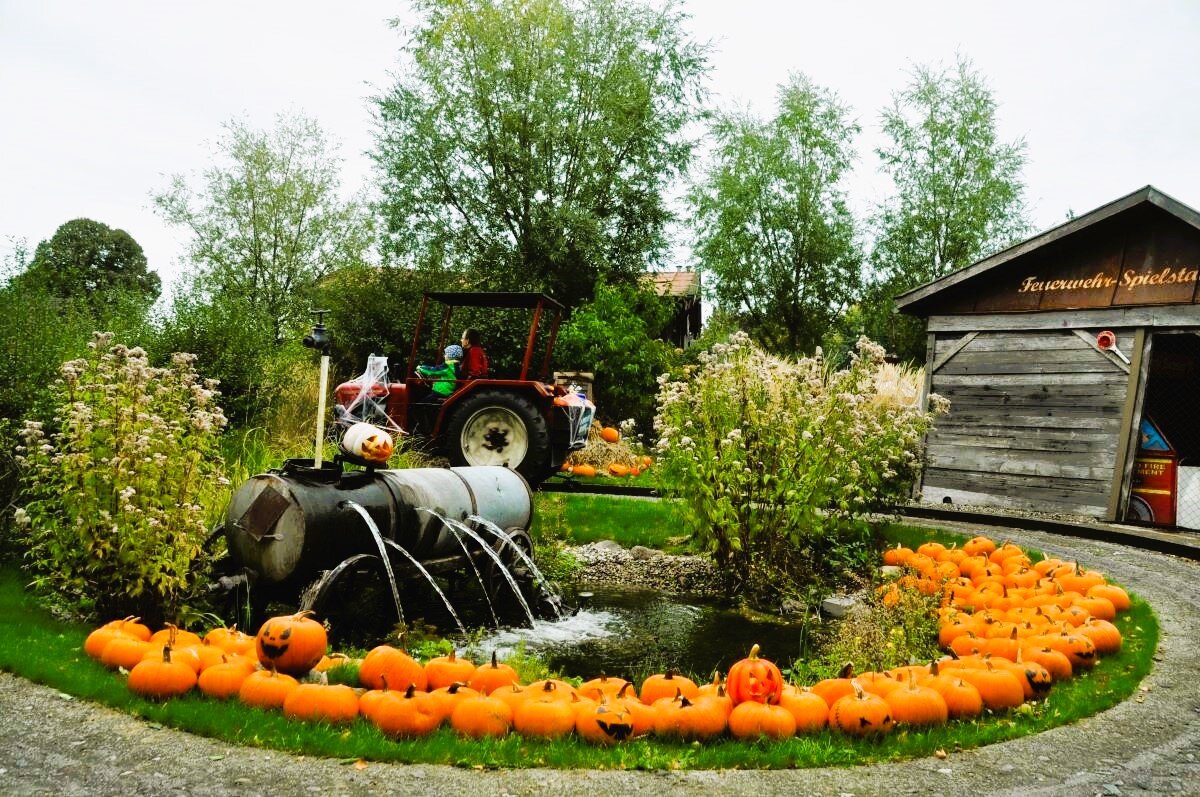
[
  {"x1": 647, "y1": 270, "x2": 701, "y2": 298},
  {"x1": 895, "y1": 185, "x2": 1200, "y2": 317}
]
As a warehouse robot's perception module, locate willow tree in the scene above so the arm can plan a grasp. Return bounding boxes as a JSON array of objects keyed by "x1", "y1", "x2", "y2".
[
  {"x1": 690, "y1": 74, "x2": 861, "y2": 355},
  {"x1": 372, "y1": 0, "x2": 708, "y2": 309}
]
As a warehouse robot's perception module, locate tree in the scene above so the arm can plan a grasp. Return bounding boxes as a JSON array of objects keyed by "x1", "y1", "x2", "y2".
[
  {"x1": 153, "y1": 113, "x2": 374, "y2": 345},
  {"x1": 20, "y1": 219, "x2": 160, "y2": 311},
  {"x1": 690, "y1": 74, "x2": 861, "y2": 356},
  {"x1": 866, "y1": 56, "x2": 1030, "y2": 361},
  {"x1": 373, "y1": 0, "x2": 708, "y2": 310}
]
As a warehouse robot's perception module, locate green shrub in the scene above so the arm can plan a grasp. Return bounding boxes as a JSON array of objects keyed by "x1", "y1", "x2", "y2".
[
  {"x1": 555, "y1": 279, "x2": 678, "y2": 432},
  {"x1": 791, "y1": 583, "x2": 943, "y2": 683},
  {"x1": 654, "y1": 332, "x2": 946, "y2": 607},
  {"x1": 13, "y1": 333, "x2": 228, "y2": 622}
]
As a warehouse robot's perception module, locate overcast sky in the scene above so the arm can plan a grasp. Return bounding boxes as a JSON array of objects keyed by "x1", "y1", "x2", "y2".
[{"x1": 3, "y1": 1, "x2": 1199, "y2": 296}]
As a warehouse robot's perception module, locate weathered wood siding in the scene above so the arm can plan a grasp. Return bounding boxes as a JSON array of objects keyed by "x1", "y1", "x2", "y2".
[{"x1": 920, "y1": 330, "x2": 1132, "y2": 516}]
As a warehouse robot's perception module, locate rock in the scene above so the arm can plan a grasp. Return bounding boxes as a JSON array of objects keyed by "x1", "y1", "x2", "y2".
[
  {"x1": 821, "y1": 595, "x2": 857, "y2": 618},
  {"x1": 629, "y1": 545, "x2": 660, "y2": 560},
  {"x1": 880, "y1": 565, "x2": 904, "y2": 578}
]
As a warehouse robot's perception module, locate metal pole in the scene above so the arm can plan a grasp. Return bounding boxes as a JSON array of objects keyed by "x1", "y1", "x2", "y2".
[{"x1": 314, "y1": 354, "x2": 330, "y2": 467}]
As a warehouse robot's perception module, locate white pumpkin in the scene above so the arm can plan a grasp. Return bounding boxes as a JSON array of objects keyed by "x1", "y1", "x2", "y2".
[{"x1": 340, "y1": 422, "x2": 394, "y2": 464}]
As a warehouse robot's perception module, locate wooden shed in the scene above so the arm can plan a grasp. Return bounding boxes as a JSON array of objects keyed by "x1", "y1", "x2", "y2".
[
  {"x1": 648, "y1": 271, "x2": 702, "y2": 349},
  {"x1": 896, "y1": 186, "x2": 1200, "y2": 529}
]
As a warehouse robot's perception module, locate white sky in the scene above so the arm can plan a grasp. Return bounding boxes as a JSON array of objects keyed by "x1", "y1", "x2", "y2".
[{"x1": 3, "y1": 1, "x2": 1199, "y2": 295}]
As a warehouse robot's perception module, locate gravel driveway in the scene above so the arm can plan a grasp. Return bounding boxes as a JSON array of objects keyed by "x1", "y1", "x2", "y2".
[{"x1": 1, "y1": 521, "x2": 1197, "y2": 797}]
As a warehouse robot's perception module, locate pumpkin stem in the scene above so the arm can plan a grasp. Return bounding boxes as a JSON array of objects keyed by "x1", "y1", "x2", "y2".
[
  {"x1": 161, "y1": 645, "x2": 172, "y2": 663},
  {"x1": 405, "y1": 684, "x2": 417, "y2": 698},
  {"x1": 448, "y1": 649, "x2": 457, "y2": 663},
  {"x1": 542, "y1": 680, "x2": 556, "y2": 692},
  {"x1": 747, "y1": 643, "x2": 761, "y2": 660},
  {"x1": 381, "y1": 674, "x2": 389, "y2": 692},
  {"x1": 680, "y1": 696, "x2": 693, "y2": 708},
  {"x1": 617, "y1": 683, "x2": 635, "y2": 700},
  {"x1": 838, "y1": 661, "x2": 855, "y2": 679},
  {"x1": 490, "y1": 650, "x2": 499, "y2": 669}
]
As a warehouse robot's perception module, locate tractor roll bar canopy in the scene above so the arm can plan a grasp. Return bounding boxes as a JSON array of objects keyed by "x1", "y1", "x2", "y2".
[{"x1": 407, "y1": 291, "x2": 565, "y2": 382}]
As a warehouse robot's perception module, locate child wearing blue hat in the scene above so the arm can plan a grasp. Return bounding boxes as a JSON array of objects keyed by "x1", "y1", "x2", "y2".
[{"x1": 417, "y1": 344, "x2": 463, "y2": 396}]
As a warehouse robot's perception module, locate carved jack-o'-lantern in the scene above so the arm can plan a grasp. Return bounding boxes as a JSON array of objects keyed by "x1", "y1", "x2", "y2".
[
  {"x1": 340, "y1": 422, "x2": 394, "y2": 464},
  {"x1": 255, "y1": 611, "x2": 328, "y2": 676}
]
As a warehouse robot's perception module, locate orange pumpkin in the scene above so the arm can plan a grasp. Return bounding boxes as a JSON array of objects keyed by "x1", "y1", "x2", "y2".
[
  {"x1": 359, "y1": 645, "x2": 427, "y2": 692},
  {"x1": 451, "y1": 694, "x2": 513, "y2": 738},
  {"x1": 571, "y1": 464, "x2": 597, "y2": 478},
  {"x1": 255, "y1": 611, "x2": 327, "y2": 676},
  {"x1": 467, "y1": 651, "x2": 519, "y2": 695},
  {"x1": 599, "y1": 426, "x2": 620, "y2": 443},
  {"x1": 127, "y1": 646, "x2": 197, "y2": 700},
  {"x1": 728, "y1": 700, "x2": 796, "y2": 739},
  {"x1": 425, "y1": 649, "x2": 476, "y2": 690},
  {"x1": 726, "y1": 643, "x2": 784, "y2": 705},
  {"x1": 238, "y1": 668, "x2": 299, "y2": 710},
  {"x1": 576, "y1": 699, "x2": 636, "y2": 744},
  {"x1": 284, "y1": 683, "x2": 359, "y2": 724},
  {"x1": 829, "y1": 683, "x2": 895, "y2": 736}
]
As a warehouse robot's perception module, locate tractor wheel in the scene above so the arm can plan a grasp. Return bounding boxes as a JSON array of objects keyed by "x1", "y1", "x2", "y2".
[{"x1": 444, "y1": 390, "x2": 551, "y2": 485}]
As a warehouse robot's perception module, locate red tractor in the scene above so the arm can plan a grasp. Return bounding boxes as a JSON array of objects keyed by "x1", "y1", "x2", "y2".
[{"x1": 333, "y1": 291, "x2": 594, "y2": 486}]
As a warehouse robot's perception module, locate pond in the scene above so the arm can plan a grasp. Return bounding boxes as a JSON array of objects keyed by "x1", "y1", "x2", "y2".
[{"x1": 463, "y1": 583, "x2": 813, "y2": 681}]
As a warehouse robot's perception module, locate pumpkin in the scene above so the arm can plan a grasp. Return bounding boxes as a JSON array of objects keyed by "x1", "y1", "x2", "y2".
[
  {"x1": 102, "y1": 616, "x2": 152, "y2": 641},
  {"x1": 340, "y1": 421, "x2": 394, "y2": 464},
  {"x1": 726, "y1": 643, "x2": 784, "y2": 705},
  {"x1": 283, "y1": 683, "x2": 359, "y2": 724},
  {"x1": 143, "y1": 644, "x2": 203, "y2": 674},
  {"x1": 653, "y1": 694, "x2": 728, "y2": 741},
  {"x1": 579, "y1": 673, "x2": 630, "y2": 701},
  {"x1": 427, "y1": 682, "x2": 481, "y2": 723},
  {"x1": 641, "y1": 455, "x2": 653, "y2": 468},
  {"x1": 238, "y1": 668, "x2": 299, "y2": 710},
  {"x1": 1017, "y1": 644, "x2": 1073, "y2": 681},
  {"x1": 425, "y1": 649, "x2": 476, "y2": 690},
  {"x1": 856, "y1": 671, "x2": 901, "y2": 699},
  {"x1": 85, "y1": 626, "x2": 132, "y2": 660},
  {"x1": 99, "y1": 636, "x2": 154, "y2": 670},
  {"x1": 728, "y1": 700, "x2": 796, "y2": 740},
  {"x1": 450, "y1": 694, "x2": 513, "y2": 738},
  {"x1": 640, "y1": 670, "x2": 699, "y2": 705},
  {"x1": 954, "y1": 662, "x2": 1024, "y2": 711},
  {"x1": 962, "y1": 535, "x2": 997, "y2": 557},
  {"x1": 513, "y1": 689, "x2": 577, "y2": 738},
  {"x1": 599, "y1": 426, "x2": 620, "y2": 443},
  {"x1": 198, "y1": 659, "x2": 253, "y2": 699},
  {"x1": 571, "y1": 464, "x2": 597, "y2": 478},
  {"x1": 127, "y1": 646, "x2": 197, "y2": 699},
  {"x1": 883, "y1": 672, "x2": 948, "y2": 727},
  {"x1": 778, "y1": 686, "x2": 828, "y2": 733},
  {"x1": 372, "y1": 684, "x2": 441, "y2": 737},
  {"x1": 150, "y1": 626, "x2": 203, "y2": 648},
  {"x1": 255, "y1": 611, "x2": 327, "y2": 676},
  {"x1": 204, "y1": 625, "x2": 256, "y2": 656},
  {"x1": 613, "y1": 683, "x2": 655, "y2": 737},
  {"x1": 828, "y1": 683, "x2": 894, "y2": 736},
  {"x1": 314, "y1": 652, "x2": 356, "y2": 673},
  {"x1": 810, "y1": 662, "x2": 858, "y2": 707},
  {"x1": 993, "y1": 652, "x2": 1053, "y2": 700},
  {"x1": 468, "y1": 651, "x2": 519, "y2": 695},
  {"x1": 608, "y1": 462, "x2": 630, "y2": 477},
  {"x1": 1077, "y1": 618, "x2": 1122, "y2": 655},
  {"x1": 576, "y1": 699, "x2": 635, "y2": 744},
  {"x1": 1087, "y1": 583, "x2": 1130, "y2": 612},
  {"x1": 358, "y1": 645, "x2": 427, "y2": 692}
]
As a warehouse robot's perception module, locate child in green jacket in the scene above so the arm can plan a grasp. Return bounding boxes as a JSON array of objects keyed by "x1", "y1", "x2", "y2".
[{"x1": 416, "y1": 344, "x2": 462, "y2": 396}]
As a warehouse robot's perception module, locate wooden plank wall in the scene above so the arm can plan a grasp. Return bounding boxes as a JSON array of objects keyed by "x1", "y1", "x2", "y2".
[{"x1": 920, "y1": 330, "x2": 1131, "y2": 516}]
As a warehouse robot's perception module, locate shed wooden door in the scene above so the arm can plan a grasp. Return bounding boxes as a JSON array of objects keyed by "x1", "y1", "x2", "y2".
[{"x1": 919, "y1": 329, "x2": 1132, "y2": 517}]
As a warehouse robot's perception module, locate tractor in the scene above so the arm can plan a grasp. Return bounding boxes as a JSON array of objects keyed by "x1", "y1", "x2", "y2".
[{"x1": 333, "y1": 291, "x2": 594, "y2": 486}]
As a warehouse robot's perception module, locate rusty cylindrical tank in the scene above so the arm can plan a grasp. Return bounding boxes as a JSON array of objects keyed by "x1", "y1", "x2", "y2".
[{"x1": 223, "y1": 462, "x2": 533, "y2": 592}]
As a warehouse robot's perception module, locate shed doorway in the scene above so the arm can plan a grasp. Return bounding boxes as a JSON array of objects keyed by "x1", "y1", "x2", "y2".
[{"x1": 1129, "y1": 332, "x2": 1200, "y2": 530}]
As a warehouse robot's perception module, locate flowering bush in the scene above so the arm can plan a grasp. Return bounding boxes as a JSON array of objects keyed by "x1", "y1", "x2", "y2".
[
  {"x1": 14, "y1": 333, "x2": 228, "y2": 621},
  {"x1": 654, "y1": 332, "x2": 947, "y2": 606}
]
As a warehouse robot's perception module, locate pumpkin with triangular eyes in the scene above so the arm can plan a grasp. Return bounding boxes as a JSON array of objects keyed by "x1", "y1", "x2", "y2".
[{"x1": 255, "y1": 611, "x2": 327, "y2": 676}]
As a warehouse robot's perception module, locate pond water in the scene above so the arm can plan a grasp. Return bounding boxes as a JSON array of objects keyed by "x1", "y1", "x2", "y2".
[{"x1": 463, "y1": 584, "x2": 813, "y2": 680}]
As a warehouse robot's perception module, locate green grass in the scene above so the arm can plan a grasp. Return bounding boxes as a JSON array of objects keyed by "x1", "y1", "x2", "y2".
[
  {"x1": 533, "y1": 492, "x2": 692, "y2": 552},
  {"x1": 0, "y1": 517, "x2": 1160, "y2": 769}
]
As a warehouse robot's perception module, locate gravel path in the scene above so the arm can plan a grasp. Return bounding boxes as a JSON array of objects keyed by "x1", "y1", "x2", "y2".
[{"x1": 1, "y1": 522, "x2": 1198, "y2": 797}]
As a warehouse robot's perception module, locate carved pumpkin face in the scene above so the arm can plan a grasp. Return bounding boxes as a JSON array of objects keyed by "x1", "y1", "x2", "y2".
[
  {"x1": 340, "y1": 422, "x2": 394, "y2": 464},
  {"x1": 255, "y1": 611, "x2": 327, "y2": 676}
]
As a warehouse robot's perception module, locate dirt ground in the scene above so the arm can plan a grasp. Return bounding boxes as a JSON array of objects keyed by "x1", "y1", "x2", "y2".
[{"x1": 1, "y1": 521, "x2": 1198, "y2": 796}]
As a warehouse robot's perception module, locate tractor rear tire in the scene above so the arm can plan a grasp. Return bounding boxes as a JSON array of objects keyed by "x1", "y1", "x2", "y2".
[{"x1": 444, "y1": 390, "x2": 552, "y2": 485}]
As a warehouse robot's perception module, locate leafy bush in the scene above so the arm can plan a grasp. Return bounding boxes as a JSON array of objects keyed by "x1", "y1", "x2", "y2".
[
  {"x1": 13, "y1": 333, "x2": 228, "y2": 622},
  {"x1": 654, "y1": 332, "x2": 946, "y2": 607},
  {"x1": 555, "y1": 280, "x2": 678, "y2": 431}
]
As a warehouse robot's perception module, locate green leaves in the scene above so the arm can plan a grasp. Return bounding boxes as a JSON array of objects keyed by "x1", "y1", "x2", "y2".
[
  {"x1": 654, "y1": 333, "x2": 941, "y2": 606},
  {"x1": 14, "y1": 334, "x2": 228, "y2": 622},
  {"x1": 691, "y1": 74, "x2": 861, "y2": 357},
  {"x1": 373, "y1": 0, "x2": 708, "y2": 309}
]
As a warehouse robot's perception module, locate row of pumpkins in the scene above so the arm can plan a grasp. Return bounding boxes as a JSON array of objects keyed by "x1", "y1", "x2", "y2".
[
  {"x1": 82, "y1": 533, "x2": 1129, "y2": 742},
  {"x1": 561, "y1": 425, "x2": 652, "y2": 478}
]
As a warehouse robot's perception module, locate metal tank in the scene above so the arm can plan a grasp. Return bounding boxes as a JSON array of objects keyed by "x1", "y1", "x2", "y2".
[{"x1": 222, "y1": 461, "x2": 533, "y2": 593}]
